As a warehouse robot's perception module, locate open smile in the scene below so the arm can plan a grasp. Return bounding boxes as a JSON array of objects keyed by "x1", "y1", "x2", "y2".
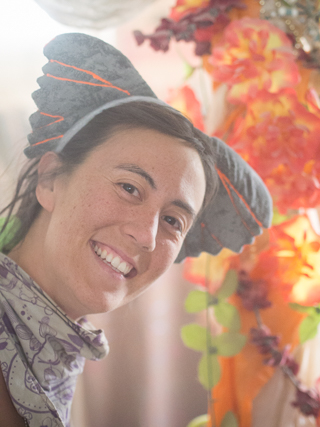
[{"x1": 91, "y1": 241, "x2": 136, "y2": 278}]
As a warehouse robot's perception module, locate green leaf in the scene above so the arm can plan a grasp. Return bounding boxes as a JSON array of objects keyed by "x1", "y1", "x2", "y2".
[
  {"x1": 221, "y1": 411, "x2": 238, "y2": 427},
  {"x1": 181, "y1": 324, "x2": 207, "y2": 352},
  {"x1": 216, "y1": 270, "x2": 238, "y2": 300},
  {"x1": 186, "y1": 414, "x2": 209, "y2": 427},
  {"x1": 214, "y1": 332, "x2": 247, "y2": 357},
  {"x1": 185, "y1": 289, "x2": 208, "y2": 313},
  {"x1": 184, "y1": 62, "x2": 195, "y2": 80},
  {"x1": 198, "y1": 352, "x2": 221, "y2": 390},
  {"x1": 0, "y1": 216, "x2": 21, "y2": 252},
  {"x1": 214, "y1": 301, "x2": 241, "y2": 331},
  {"x1": 272, "y1": 207, "x2": 291, "y2": 226},
  {"x1": 289, "y1": 302, "x2": 316, "y2": 314},
  {"x1": 299, "y1": 315, "x2": 320, "y2": 344}
]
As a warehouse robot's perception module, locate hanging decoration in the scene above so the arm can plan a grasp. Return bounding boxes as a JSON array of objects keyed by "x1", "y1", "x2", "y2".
[
  {"x1": 135, "y1": 1, "x2": 320, "y2": 426},
  {"x1": 34, "y1": 0, "x2": 157, "y2": 29}
]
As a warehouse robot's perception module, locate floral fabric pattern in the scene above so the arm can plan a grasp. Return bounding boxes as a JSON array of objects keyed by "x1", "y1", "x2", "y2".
[{"x1": 0, "y1": 253, "x2": 109, "y2": 427}]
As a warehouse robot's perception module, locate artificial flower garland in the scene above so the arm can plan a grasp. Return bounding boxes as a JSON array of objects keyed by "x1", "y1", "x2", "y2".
[{"x1": 135, "y1": 0, "x2": 320, "y2": 426}]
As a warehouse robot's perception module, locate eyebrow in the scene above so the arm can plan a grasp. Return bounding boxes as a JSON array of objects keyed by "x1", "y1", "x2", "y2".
[
  {"x1": 116, "y1": 163, "x2": 196, "y2": 220},
  {"x1": 116, "y1": 164, "x2": 156, "y2": 189}
]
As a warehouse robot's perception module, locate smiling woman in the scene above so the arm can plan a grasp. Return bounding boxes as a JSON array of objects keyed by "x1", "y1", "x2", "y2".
[
  {"x1": 10, "y1": 127, "x2": 206, "y2": 319},
  {"x1": 0, "y1": 33, "x2": 272, "y2": 427}
]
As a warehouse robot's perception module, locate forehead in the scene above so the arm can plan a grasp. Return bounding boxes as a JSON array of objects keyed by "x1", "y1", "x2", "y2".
[{"x1": 91, "y1": 127, "x2": 202, "y2": 172}]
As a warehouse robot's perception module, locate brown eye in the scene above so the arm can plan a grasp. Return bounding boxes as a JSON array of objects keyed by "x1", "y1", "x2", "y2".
[
  {"x1": 122, "y1": 183, "x2": 137, "y2": 194},
  {"x1": 163, "y1": 215, "x2": 182, "y2": 232}
]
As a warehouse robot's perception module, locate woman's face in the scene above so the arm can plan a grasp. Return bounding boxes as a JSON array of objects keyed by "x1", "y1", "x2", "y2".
[{"x1": 34, "y1": 127, "x2": 206, "y2": 319}]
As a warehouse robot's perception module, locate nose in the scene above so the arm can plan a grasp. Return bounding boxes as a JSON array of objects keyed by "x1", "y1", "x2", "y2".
[{"x1": 122, "y1": 209, "x2": 159, "y2": 252}]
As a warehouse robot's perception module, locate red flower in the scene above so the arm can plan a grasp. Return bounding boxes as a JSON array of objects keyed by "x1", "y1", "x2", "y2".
[
  {"x1": 210, "y1": 18, "x2": 299, "y2": 102},
  {"x1": 226, "y1": 88, "x2": 320, "y2": 213}
]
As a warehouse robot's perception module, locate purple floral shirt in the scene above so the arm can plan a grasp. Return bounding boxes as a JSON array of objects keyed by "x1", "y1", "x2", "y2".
[{"x1": 0, "y1": 253, "x2": 109, "y2": 427}]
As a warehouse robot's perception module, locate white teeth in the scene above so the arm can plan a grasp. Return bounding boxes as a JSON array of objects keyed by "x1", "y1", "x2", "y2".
[
  {"x1": 94, "y1": 243, "x2": 133, "y2": 275},
  {"x1": 111, "y1": 256, "x2": 121, "y2": 268},
  {"x1": 101, "y1": 250, "x2": 107, "y2": 259},
  {"x1": 118, "y1": 262, "x2": 127, "y2": 274}
]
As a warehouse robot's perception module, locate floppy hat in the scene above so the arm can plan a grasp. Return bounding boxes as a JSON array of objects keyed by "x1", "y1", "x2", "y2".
[{"x1": 24, "y1": 33, "x2": 273, "y2": 262}]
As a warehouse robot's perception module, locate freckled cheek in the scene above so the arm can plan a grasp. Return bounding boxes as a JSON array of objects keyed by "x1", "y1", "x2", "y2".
[
  {"x1": 77, "y1": 190, "x2": 124, "y2": 225},
  {"x1": 151, "y1": 243, "x2": 179, "y2": 278}
]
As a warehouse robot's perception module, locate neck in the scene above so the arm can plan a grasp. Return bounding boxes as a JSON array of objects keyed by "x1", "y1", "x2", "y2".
[{"x1": 9, "y1": 210, "x2": 48, "y2": 280}]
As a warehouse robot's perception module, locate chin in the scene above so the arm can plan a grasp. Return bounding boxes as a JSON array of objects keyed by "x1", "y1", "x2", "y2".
[{"x1": 79, "y1": 292, "x2": 129, "y2": 317}]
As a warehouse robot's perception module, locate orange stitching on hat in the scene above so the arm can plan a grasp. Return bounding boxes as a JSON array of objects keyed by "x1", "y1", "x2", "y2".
[
  {"x1": 217, "y1": 170, "x2": 253, "y2": 235},
  {"x1": 217, "y1": 168, "x2": 263, "y2": 228},
  {"x1": 40, "y1": 112, "x2": 64, "y2": 127},
  {"x1": 47, "y1": 74, "x2": 131, "y2": 92},
  {"x1": 210, "y1": 233, "x2": 223, "y2": 247},
  {"x1": 30, "y1": 112, "x2": 65, "y2": 133},
  {"x1": 31, "y1": 135, "x2": 63, "y2": 147},
  {"x1": 201, "y1": 222, "x2": 223, "y2": 247},
  {"x1": 48, "y1": 59, "x2": 131, "y2": 95},
  {"x1": 217, "y1": 169, "x2": 255, "y2": 236}
]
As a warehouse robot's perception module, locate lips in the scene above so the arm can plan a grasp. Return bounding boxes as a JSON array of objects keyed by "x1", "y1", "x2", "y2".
[{"x1": 92, "y1": 241, "x2": 135, "y2": 277}]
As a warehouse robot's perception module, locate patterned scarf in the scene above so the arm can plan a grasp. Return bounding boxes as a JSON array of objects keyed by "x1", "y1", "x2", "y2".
[{"x1": 0, "y1": 253, "x2": 109, "y2": 427}]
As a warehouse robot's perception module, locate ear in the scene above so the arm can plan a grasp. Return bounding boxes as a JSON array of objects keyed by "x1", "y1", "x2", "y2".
[{"x1": 36, "y1": 152, "x2": 62, "y2": 213}]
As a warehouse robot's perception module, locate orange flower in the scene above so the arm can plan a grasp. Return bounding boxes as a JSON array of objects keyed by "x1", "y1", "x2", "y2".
[
  {"x1": 227, "y1": 88, "x2": 320, "y2": 212},
  {"x1": 167, "y1": 85, "x2": 205, "y2": 131},
  {"x1": 270, "y1": 215, "x2": 320, "y2": 306},
  {"x1": 210, "y1": 18, "x2": 300, "y2": 102},
  {"x1": 170, "y1": 0, "x2": 210, "y2": 21},
  {"x1": 183, "y1": 248, "x2": 236, "y2": 293},
  {"x1": 234, "y1": 215, "x2": 320, "y2": 305},
  {"x1": 217, "y1": 216, "x2": 320, "y2": 306},
  {"x1": 184, "y1": 230, "x2": 270, "y2": 293},
  {"x1": 184, "y1": 216, "x2": 320, "y2": 306}
]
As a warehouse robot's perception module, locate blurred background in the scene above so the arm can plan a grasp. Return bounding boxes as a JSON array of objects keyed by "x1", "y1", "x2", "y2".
[{"x1": 0, "y1": 0, "x2": 208, "y2": 426}]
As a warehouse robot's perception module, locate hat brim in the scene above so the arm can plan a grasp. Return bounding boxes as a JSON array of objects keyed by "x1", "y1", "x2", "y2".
[{"x1": 176, "y1": 130, "x2": 273, "y2": 262}]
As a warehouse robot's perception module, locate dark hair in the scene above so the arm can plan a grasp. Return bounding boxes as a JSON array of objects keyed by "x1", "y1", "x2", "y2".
[{"x1": 0, "y1": 101, "x2": 218, "y2": 253}]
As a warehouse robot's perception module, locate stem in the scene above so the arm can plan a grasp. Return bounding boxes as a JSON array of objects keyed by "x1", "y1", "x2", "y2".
[
  {"x1": 205, "y1": 253, "x2": 216, "y2": 427},
  {"x1": 282, "y1": 364, "x2": 300, "y2": 388},
  {"x1": 253, "y1": 307, "x2": 301, "y2": 390},
  {"x1": 254, "y1": 307, "x2": 263, "y2": 328}
]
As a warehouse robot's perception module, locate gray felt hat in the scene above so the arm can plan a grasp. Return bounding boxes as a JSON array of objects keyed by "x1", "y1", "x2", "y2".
[{"x1": 25, "y1": 32, "x2": 273, "y2": 262}]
